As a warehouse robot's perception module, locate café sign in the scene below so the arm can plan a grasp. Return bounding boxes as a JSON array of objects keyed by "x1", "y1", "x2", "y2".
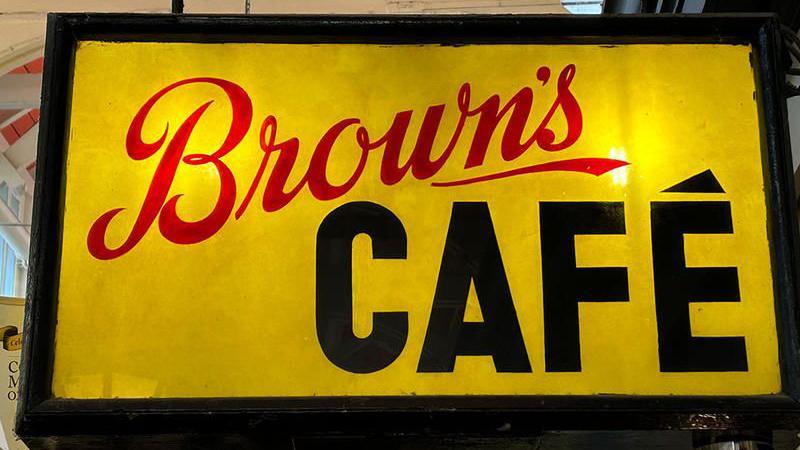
[{"x1": 17, "y1": 13, "x2": 800, "y2": 446}]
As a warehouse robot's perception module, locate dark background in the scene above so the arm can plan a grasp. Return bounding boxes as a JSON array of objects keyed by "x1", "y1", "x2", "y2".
[{"x1": 604, "y1": 0, "x2": 800, "y2": 31}]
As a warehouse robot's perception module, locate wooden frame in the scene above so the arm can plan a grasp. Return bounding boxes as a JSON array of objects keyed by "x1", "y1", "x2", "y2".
[{"x1": 15, "y1": 13, "x2": 800, "y2": 449}]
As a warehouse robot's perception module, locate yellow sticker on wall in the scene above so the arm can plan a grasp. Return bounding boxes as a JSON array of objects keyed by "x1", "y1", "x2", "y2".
[{"x1": 51, "y1": 41, "x2": 780, "y2": 399}]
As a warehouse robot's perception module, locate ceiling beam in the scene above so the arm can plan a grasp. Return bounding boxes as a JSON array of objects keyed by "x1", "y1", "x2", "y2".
[
  {"x1": 3, "y1": 124, "x2": 37, "y2": 172},
  {"x1": 0, "y1": 74, "x2": 41, "y2": 109},
  {"x1": 0, "y1": 109, "x2": 30, "y2": 130},
  {"x1": 0, "y1": 36, "x2": 42, "y2": 77}
]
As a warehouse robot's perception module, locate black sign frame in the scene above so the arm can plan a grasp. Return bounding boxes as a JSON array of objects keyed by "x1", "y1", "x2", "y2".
[{"x1": 16, "y1": 12, "x2": 800, "y2": 448}]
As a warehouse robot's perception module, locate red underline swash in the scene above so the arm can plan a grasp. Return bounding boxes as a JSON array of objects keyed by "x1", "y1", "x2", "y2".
[{"x1": 430, "y1": 158, "x2": 630, "y2": 188}]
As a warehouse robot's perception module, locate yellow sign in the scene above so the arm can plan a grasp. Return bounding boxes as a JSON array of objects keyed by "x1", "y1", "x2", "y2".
[{"x1": 52, "y1": 41, "x2": 779, "y2": 399}]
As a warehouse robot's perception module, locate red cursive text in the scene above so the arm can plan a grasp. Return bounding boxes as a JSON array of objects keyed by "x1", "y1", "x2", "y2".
[{"x1": 87, "y1": 65, "x2": 628, "y2": 259}]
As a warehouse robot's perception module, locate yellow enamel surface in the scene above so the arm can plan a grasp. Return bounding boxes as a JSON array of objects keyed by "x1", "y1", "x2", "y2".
[{"x1": 52, "y1": 42, "x2": 780, "y2": 398}]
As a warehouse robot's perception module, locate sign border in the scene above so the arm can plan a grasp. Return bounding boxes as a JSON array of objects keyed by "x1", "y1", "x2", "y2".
[{"x1": 16, "y1": 12, "x2": 800, "y2": 445}]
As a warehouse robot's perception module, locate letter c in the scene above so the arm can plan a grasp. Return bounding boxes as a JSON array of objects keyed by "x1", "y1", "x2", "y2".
[{"x1": 315, "y1": 201, "x2": 408, "y2": 373}]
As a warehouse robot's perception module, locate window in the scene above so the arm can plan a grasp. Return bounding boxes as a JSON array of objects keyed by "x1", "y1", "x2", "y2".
[
  {"x1": 0, "y1": 183, "x2": 8, "y2": 207},
  {"x1": 562, "y1": 0, "x2": 603, "y2": 14},
  {"x1": 0, "y1": 234, "x2": 18, "y2": 297},
  {"x1": 0, "y1": 181, "x2": 22, "y2": 219}
]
